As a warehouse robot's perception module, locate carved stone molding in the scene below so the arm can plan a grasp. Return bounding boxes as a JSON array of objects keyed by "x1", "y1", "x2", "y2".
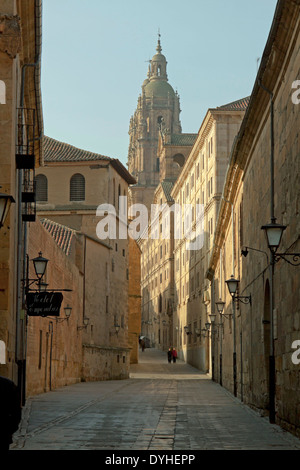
[{"x1": 0, "y1": 15, "x2": 21, "y2": 59}]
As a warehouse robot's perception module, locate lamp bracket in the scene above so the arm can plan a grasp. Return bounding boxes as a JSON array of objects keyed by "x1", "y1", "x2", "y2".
[
  {"x1": 274, "y1": 253, "x2": 300, "y2": 266},
  {"x1": 234, "y1": 294, "x2": 252, "y2": 306}
]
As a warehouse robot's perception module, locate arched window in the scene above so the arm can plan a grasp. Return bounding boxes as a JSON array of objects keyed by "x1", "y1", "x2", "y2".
[
  {"x1": 70, "y1": 174, "x2": 85, "y2": 201},
  {"x1": 35, "y1": 174, "x2": 48, "y2": 202},
  {"x1": 173, "y1": 153, "x2": 185, "y2": 167}
]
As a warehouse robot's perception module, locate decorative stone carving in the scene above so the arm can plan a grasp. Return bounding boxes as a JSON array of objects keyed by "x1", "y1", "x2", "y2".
[{"x1": 0, "y1": 15, "x2": 21, "y2": 59}]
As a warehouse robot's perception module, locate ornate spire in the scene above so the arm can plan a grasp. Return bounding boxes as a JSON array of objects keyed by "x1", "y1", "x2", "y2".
[{"x1": 156, "y1": 29, "x2": 162, "y2": 54}]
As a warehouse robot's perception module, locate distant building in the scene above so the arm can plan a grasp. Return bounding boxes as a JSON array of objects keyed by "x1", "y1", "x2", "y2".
[
  {"x1": 128, "y1": 36, "x2": 182, "y2": 210},
  {"x1": 138, "y1": 96, "x2": 248, "y2": 358},
  {"x1": 33, "y1": 136, "x2": 138, "y2": 384}
]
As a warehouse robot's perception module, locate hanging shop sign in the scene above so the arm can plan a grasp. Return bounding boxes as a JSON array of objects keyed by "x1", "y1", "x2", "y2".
[{"x1": 26, "y1": 292, "x2": 63, "y2": 317}]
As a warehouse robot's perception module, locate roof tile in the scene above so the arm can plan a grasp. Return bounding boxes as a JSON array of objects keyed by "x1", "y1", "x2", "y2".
[
  {"x1": 217, "y1": 96, "x2": 251, "y2": 111},
  {"x1": 44, "y1": 136, "x2": 111, "y2": 162},
  {"x1": 41, "y1": 218, "x2": 76, "y2": 256}
]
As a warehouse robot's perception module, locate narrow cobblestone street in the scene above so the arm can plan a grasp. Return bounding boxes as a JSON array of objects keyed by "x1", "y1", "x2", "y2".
[{"x1": 10, "y1": 348, "x2": 300, "y2": 452}]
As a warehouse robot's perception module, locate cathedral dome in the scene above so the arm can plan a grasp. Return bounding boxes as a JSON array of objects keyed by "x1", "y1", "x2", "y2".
[
  {"x1": 151, "y1": 51, "x2": 167, "y2": 63},
  {"x1": 144, "y1": 79, "x2": 175, "y2": 98}
]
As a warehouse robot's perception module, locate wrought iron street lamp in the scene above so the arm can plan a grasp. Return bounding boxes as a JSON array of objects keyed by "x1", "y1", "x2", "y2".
[
  {"x1": 77, "y1": 318, "x2": 89, "y2": 331},
  {"x1": 261, "y1": 221, "x2": 300, "y2": 266},
  {"x1": 261, "y1": 221, "x2": 286, "y2": 253},
  {"x1": 64, "y1": 305, "x2": 72, "y2": 319},
  {"x1": 0, "y1": 192, "x2": 15, "y2": 228},
  {"x1": 225, "y1": 276, "x2": 252, "y2": 305},
  {"x1": 215, "y1": 300, "x2": 225, "y2": 315},
  {"x1": 261, "y1": 219, "x2": 299, "y2": 423},
  {"x1": 55, "y1": 305, "x2": 72, "y2": 324},
  {"x1": 32, "y1": 252, "x2": 49, "y2": 280},
  {"x1": 225, "y1": 277, "x2": 251, "y2": 398}
]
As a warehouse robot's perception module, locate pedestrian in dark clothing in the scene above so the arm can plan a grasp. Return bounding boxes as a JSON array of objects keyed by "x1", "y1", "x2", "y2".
[
  {"x1": 0, "y1": 376, "x2": 22, "y2": 451},
  {"x1": 172, "y1": 348, "x2": 177, "y2": 363},
  {"x1": 167, "y1": 348, "x2": 172, "y2": 363}
]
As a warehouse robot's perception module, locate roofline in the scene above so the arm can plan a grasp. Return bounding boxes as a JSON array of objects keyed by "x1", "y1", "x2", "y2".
[
  {"x1": 110, "y1": 159, "x2": 136, "y2": 185},
  {"x1": 43, "y1": 136, "x2": 136, "y2": 185}
]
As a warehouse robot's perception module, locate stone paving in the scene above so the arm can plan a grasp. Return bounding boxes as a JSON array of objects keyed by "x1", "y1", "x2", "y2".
[{"x1": 10, "y1": 348, "x2": 300, "y2": 451}]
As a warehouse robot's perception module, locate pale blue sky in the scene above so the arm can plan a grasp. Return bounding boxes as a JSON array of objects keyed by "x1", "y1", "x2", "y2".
[{"x1": 41, "y1": 0, "x2": 278, "y2": 166}]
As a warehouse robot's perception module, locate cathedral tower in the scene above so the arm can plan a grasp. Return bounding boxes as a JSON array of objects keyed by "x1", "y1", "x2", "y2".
[{"x1": 128, "y1": 35, "x2": 182, "y2": 209}]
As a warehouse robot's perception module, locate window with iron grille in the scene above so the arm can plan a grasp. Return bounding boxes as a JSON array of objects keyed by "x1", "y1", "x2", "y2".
[
  {"x1": 70, "y1": 174, "x2": 85, "y2": 201},
  {"x1": 35, "y1": 174, "x2": 48, "y2": 202}
]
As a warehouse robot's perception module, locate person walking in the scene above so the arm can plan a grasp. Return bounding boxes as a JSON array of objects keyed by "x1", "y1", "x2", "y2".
[
  {"x1": 0, "y1": 376, "x2": 22, "y2": 452},
  {"x1": 167, "y1": 348, "x2": 172, "y2": 363},
  {"x1": 172, "y1": 347, "x2": 177, "y2": 363}
]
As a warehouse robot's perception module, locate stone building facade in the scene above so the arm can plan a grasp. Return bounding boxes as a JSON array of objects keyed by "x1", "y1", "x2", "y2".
[
  {"x1": 206, "y1": 0, "x2": 300, "y2": 437},
  {"x1": 128, "y1": 237, "x2": 141, "y2": 364},
  {"x1": 26, "y1": 219, "x2": 83, "y2": 396},
  {"x1": 34, "y1": 136, "x2": 137, "y2": 382},
  {"x1": 0, "y1": 0, "x2": 43, "y2": 403},
  {"x1": 139, "y1": 132, "x2": 197, "y2": 350},
  {"x1": 138, "y1": 96, "x2": 248, "y2": 359},
  {"x1": 171, "y1": 100, "x2": 248, "y2": 370}
]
